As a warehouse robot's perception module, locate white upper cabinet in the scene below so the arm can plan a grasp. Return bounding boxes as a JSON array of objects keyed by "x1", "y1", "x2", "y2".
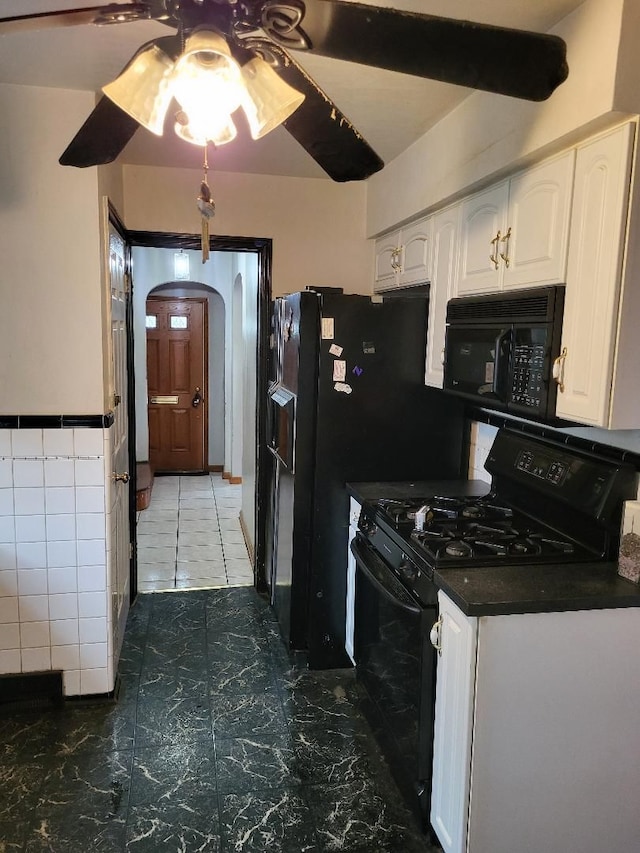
[
  {"x1": 456, "y1": 182, "x2": 507, "y2": 295},
  {"x1": 425, "y1": 203, "x2": 460, "y2": 388},
  {"x1": 503, "y1": 153, "x2": 574, "y2": 288},
  {"x1": 374, "y1": 217, "x2": 432, "y2": 291},
  {"x1": 374, "y1": 229, "x2": 403, "y2": 289},
  {"x1": 456, "y1": 152, "x2": 575, "y2": 296},
  {"x1": 555, "y1": 123, "x2": 635, "y2": 427}
]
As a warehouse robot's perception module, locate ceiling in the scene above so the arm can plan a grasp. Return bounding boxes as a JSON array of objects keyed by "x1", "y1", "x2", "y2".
[{"x1": 0, "y1": 0, "x2": 585, "y2": 180}]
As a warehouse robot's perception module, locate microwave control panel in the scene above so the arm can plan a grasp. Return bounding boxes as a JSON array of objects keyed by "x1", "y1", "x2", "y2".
[{"x1": 510, "y1": 342, "x2": 546, "y2": 410}]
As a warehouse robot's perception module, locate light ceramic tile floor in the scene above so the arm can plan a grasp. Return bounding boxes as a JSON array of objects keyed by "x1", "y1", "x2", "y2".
[{"x1": 136, "y1": 473, "x2": 253, "y2": 592}]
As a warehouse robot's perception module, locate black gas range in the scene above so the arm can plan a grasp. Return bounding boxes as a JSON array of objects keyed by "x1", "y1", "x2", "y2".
[
  {"x1": 350, "y1": 428, "x2": 637, "y2": 833},
  {"x1": 358, "y1": 429, "x2": 638, "y2": 593}
]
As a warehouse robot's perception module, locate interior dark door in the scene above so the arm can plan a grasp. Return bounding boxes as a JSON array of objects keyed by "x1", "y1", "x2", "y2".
[{"x1": 146, "y1": 296, "x2": 207, "y2": 473}]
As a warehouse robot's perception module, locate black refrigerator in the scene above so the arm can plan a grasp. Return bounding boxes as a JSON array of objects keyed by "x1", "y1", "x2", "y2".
[{"x1": 265, "y1": 288, "x2": 465, "y2": 669}]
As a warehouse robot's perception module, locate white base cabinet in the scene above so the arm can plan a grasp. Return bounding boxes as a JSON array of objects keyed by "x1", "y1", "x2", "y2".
[
  {"x1": 430, "y1": 594, "x2": 477, "y2": 852},
  {"x1": 431, "y1": 592, "x2": 640, "y2": 853}
]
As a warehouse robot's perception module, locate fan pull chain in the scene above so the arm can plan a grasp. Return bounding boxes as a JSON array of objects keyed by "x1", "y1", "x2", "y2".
[{"x1": 197, "y1": 144, "x2": 215, "y2": 263}]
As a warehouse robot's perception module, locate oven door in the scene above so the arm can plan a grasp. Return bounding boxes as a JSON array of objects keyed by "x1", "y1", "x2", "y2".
[
  {"x1": 351, "y1": 534, "x2": 436, "y2": 830},
  {"x1": 443, "y1": 323, "x2": 512, "y2": 406}
]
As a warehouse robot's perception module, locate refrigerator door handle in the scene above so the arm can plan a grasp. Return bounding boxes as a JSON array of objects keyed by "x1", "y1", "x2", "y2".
[{"x1": 268, "y1": 443, "x2": 293, "y2": 473}]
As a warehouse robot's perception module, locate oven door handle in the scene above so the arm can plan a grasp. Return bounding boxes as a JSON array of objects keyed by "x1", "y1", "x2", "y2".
[{"x1": 351, "y1": 537, "x2": 421, "y2": 616}]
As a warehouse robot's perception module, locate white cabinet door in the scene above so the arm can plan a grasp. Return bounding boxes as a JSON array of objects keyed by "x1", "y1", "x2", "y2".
[
  {"x1": 503, "y1": 151, "x2": 574, "y2": 289},
  {"x1": 457, "y1": 182, "x2": 507, "y2": 295},
  {"x1": 374, "y1": 218, "x2": 431, "y2": 291},
  {"x1": 345, "y1": 497, "x2": 361, "y2": 663},
  {"x1": 374, "y1": 230, "x2": 402, "y2": 290},
  {"x1": 430, "y1": 593, "x2": 478, "y2": 853},
  {"x1": 457, "y1": 156, "x2": 574, "y2": 297},
  {"x1": 426, "y1": 204, "x2": 460, "y2": 388},
  {"x1": 555, "y1": 123, "x2": 634, "y2": 426},
  {"x1": 399, "y1": 217, "x2": 432, "y2": 286}
]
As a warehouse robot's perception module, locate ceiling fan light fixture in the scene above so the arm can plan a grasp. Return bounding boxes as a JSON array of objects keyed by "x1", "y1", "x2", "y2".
[
  {"x1": 102, "y1": 43, "x2": 175, "y2": 136},
  {"x1": 240, "y1": 56, "x2": 305, "y2": 140}
]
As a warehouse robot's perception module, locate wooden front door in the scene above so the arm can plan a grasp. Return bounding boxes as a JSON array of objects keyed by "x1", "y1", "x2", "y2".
[{"x1": 146, "y1": 296, "x2": 207, "y2": 473}]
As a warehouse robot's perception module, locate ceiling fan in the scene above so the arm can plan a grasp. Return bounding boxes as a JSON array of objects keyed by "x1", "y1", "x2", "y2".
[{"x1": 0, "y1": 1, "x2": 569, "y2": 182}]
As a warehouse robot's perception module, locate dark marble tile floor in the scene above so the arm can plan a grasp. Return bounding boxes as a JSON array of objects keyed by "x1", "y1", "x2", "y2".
[{"x1": 0, "y1": 588, "x2": 441, "y2": 852}]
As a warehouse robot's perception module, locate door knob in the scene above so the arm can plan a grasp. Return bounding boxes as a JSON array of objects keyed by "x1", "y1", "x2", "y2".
[
  {"x1": 192, "y1": 387, "x2": 203, "y2": 408},
  {"x1": 114, "y1": 472, "x2": 130, "y2": 484}
]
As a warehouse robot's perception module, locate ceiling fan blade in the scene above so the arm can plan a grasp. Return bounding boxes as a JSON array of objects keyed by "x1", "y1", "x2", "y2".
[
  {"x1": 241, "y1": 45, "x2": 383, "y2": 182},
  {"x1": 275, "y1": 0, "x2": 568, "y2": 102},
  {"x1": 0, "y1": 2, "x2": 166, "y2": 34},
  {"x1": 59, "y1": 96, "x2": 141, "y2": 167},
  {"x1": 59, "y1": 34, "x2": 182, "y2": 167}
]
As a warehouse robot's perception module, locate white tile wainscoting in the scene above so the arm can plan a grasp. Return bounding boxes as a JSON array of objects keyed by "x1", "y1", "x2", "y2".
[{"x1": 0, "y1": 426, "x2": 114, "y2": 696}]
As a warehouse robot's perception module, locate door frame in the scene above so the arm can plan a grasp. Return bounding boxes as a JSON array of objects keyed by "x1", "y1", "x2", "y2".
[
  {"x1": 145, "y1": 293, "x2": 209, "y2": 474},
  {"x1": 126, "y1": 229, "x2": 273, "y2": 596}
]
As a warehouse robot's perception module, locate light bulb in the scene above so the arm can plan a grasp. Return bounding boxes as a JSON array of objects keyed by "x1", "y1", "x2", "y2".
[{"x1": 170, "y1": 29, "x2": 244, "y2": 145}]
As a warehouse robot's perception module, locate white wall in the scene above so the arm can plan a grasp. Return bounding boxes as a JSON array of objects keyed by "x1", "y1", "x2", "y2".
[
  {"x1": 122, "y1": 167, "x2": 373, "y2": 297},
  {"x1": 130, "y1": 247, "x2": 235, "y2": 467},
  {"x1": 0, "y1": 83, "x2": 105, "y2": 414},
  {"x1": 231, "y1": 273, "x2": 244, "y2": 479},
  {"x1": 238, "y1": 253, "x2": 259, "y2": 553},
  {"x1": 366, "y1": 0, "x2": 630, "y2": 236}
]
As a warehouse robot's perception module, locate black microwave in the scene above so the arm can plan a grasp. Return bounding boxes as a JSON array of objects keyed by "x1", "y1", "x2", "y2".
[{"x1": 442, "y1": 285, "x2": 565, "y2": 421}]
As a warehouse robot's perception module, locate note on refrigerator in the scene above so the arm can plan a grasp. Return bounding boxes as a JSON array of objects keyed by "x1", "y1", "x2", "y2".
[
  {"x1": 321, "y1": 317, "x2": 335, "y2": 340},
  {"x1": 333, "y1": 360, "x2": 346, "y2": 382}
]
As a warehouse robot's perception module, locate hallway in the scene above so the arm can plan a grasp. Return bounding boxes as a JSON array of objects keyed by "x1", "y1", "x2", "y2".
[
  {"x1": 0, "y1": 587, "x2": 435, "y2": 851},
  {"x1": 137, "y1": 474, "x2": 253, "y2": 591}
]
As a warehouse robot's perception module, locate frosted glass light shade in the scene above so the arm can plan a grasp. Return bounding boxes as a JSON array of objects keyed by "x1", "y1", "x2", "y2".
[
  {"x1": 102, "y1": 43, "x2": 175, "y2": 135},
  {"x1": 171, "y1": 29, "x2": 245, "y2": 143},
  {"x1": 241, "y1": 57, "x2": 305, "y2": 139}
]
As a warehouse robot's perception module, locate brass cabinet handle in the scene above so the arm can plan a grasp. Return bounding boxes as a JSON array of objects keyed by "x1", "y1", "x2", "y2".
[
  {"x1": 430, "y1": 617, "x2": 443, "y2": 655},
  {"x1": 114, "y1": 471, "x2": 130, "y2": 484},
  {"x1": 553, "y1": 346, "x2": 568, "y2": 393},
  {"x1": 390, "y1": 247, "x2": 403, "y2": 273},
  {"x1": 489, "y1": 231, "x2": 501, "y2": 270},
  {"x1": 499, "y1": 226, "x2": 512, "y2": 268}
]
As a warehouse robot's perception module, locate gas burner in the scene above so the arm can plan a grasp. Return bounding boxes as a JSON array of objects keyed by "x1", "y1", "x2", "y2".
[
  {"x1": 509, "y1": 538, "x2": 542, "y2": 556},
  {"x1": 529, "y1": 534, "x2": 575, "y2": 554},
  {"x1": 444, "y1": 540, "x2": 473, "y2": 558},
  {"x1": 461, "y1": 502, "x2": 514, "y2": 520}
]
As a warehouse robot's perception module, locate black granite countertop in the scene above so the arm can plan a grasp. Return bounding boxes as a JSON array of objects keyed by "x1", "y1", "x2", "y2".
[
  {"x1": 347, "y1": 480, "x2": 640, "y2": 617},
  {"x1": 433, "y1": 561, "x2": 640, "y2": 617},
  {"x1": 347, "y1": 479, "x2": 491, "y2": 504}
]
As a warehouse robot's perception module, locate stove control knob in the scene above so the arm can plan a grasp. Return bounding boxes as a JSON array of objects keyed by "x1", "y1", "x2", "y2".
[{"x1": 398, "y1": 560, "x2": 417, "y2": 583}]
